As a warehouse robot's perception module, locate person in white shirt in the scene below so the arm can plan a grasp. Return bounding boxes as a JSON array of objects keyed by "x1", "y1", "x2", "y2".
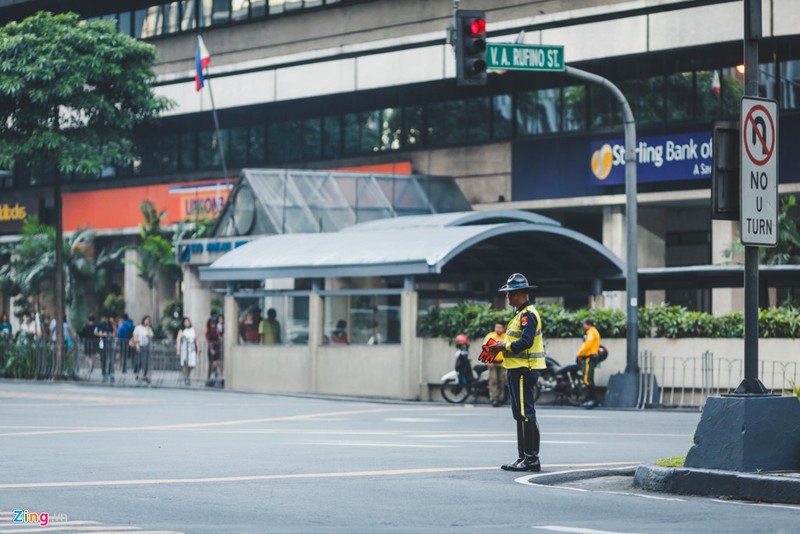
[
  {"x1": 132, "y1": 316, "x2": 154, "y2": 384},
  {"x1": 176, "y1": 317, "x2": 198, "y2": 386}
]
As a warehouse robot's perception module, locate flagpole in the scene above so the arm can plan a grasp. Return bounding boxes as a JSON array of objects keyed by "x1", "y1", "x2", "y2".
[{"x1": 204, "y1": 72, "x2": 229, "y2": 185}]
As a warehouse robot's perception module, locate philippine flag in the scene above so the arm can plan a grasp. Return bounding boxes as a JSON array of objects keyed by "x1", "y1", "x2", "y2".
[
  {"x1": 710, "y1": 70, "x2": 721, "y2": 94},
  {"x1": 195, "y1": 36, "x2": 211, "y2": 91}
]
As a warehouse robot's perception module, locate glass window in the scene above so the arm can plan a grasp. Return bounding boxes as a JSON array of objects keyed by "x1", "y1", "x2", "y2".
[
  {"x1": 137, "y1": 136, "x2": 160, "y2": 176},
  {"x1": 516, "y1": 88, "x2": 561, "y2": 136},
  {"x1": 589, "y1": 84, "x2": 615, "y2": 130},
  {"x1": 323, "y1": 295, "x2": 401, "y2": 345},
  {"x1": 181, "y1": 133, "x2": 197, "y2": 171},
  {"x1": 161, "y1": 135, "x2": 179, "y2": 173},
  {"x1": 620, "y1": 76, "x2": 664, "y2": 125},
  {"x1": 197, "y1": 130, "x2": 214, "y2": 169},
  {"x1": 380, "y1": 108, "x2": 402, "y2": 151},
  {"x1": 759, "y1": 62, "x2": 777, "y2": 100},
  {"x1": 695, "y1": 70, "x2": 721, "y2": 119},
  {"x1": 118, "y1": 11, "x2": 132, "y2": 35},
  {"x1": 251, "y1": 0, "x2": 267, "y2": 17},
  {"x1": 303, "y1": 118, "x2": 322, "y2": 161},
  {"x1": 229, "y1": 127, "x2": 248, "y2": 167},
  {"x1": 248, "y1": 125, "x2": 266, "y2": 165},
  {"x1": 427, "y1": 97, "x2": 490, "y2": 148},
  {"x1": 270, "y1": 0, "x2": 303, "y2": 14},
  {"x1": 403, "y1": 105, "x2": 424, "y2": 148},
  {"x1": 665, "y1": 72, "x2": 693, "y2": 122},
  {"x1": 322, "y1": 116, "x2": 341, "y2": 159},
  {"x1": 231, "y1": 0, "x2": 250, "y2": 21},
  {"x1": 163, "y1": 2, "x2": 181, "y2": 33},
  {"x1": 200, "y1": 0, "x2": 230, "y2": 26},
  {"x1": 492, "y1": 95, "x2": 512, "y2": 139},
  {"x1": 562, "y1": 85, "x2": 586, "y2": 132},
  {"x1": 720, "y1": 66, "x2": 744, "y2": 119},
  {"x1": 181, "y1": 0, "x2": 197, "y2": 30},
  {"x1": 780, "y1": 60, "x2": 800, "y2": 110},
  {"x1": 267, "y1": 121, "x2": 303, "y2": 164},
  {"x1": 137, "y1": 6, "x2": 164, "y2": 38},
  {"x1": 236, "y1": 296, "x2": 309, "y2": 345},
  {"x1": 212, "y1": 128, "x2": 230, "y2": 168},
  {"x1": 344, "y1": 111, "x2": 380, "y2": 155}
]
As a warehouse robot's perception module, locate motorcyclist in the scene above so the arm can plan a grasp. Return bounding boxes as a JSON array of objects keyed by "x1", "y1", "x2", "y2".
[
  {"x1": 482, "y1": 273, "x2": 546, "y2": 472},
  {"x1": 454, "y1": 334, "x2": 472, "y2": 385}
]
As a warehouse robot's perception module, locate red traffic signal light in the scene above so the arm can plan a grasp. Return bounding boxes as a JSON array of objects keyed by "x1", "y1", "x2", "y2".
[
  {"x1": 469, "y1": 18, "x2": 485, "y2": 36},
  {"x1": 455, "y1": 10, "x2": 487, "y2": 86}
]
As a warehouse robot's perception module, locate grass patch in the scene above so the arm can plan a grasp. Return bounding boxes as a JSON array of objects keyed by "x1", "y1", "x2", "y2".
[{"x1": 655, "y1": 455, "x2": 686, "y2": 468}]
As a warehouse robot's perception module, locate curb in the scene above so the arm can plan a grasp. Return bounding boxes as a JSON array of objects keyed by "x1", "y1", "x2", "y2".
[
  {"x1": 634, "y1": 463, "x2": 800, "y2": 505},
  {"x1": 520, "y1": 466, "x2": 637, "y2": 486}
]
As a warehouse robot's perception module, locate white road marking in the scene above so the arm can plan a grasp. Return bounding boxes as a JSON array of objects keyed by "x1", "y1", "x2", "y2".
[
  {"x1": 299, "y1": 441, "x2": 452, "y2": 448},
  {"x1": 533, "y1": 526, "x2": 644, "y2": 534},
  {"x1": 385, "y1": 417, "x2": 448, "y2": 423},
  {"x1": 712, "y1": 498, "x2": 800, "y2": 510}
]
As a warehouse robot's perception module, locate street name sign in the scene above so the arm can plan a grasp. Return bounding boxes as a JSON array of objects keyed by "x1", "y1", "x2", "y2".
[
  {"x1": 740, "y1": 96, "x2": 778, "y2": 247},
  {"x1": 485, "y1": 43, "x2": 564, "y2": 72}
]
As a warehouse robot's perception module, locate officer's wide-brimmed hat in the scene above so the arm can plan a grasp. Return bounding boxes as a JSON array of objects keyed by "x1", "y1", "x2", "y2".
[{"x1": 498, "y1": 273, "x2": 538, "y2": 292}]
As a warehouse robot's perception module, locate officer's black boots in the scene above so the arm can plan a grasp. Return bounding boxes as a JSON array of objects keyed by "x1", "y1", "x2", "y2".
[
  {"x1": 506, "y1": 420, "x2": 541, "y2": 472},
  {"x1": 501, "y1": 420, "x2": 525, "y2": 470}
]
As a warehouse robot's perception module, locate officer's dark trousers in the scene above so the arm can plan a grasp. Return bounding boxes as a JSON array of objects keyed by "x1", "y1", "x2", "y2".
[{"x1": 506, "y1": 367, "x2": 542, "y2": 462}]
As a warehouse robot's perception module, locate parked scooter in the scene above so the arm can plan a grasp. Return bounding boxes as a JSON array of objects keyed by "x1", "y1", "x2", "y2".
[
  {"x1": 533, "y1": 356, "x2": 587, "y2": 406},
  {"x1": 440, "y1": 361, "x2": 508, "y2": 405}
]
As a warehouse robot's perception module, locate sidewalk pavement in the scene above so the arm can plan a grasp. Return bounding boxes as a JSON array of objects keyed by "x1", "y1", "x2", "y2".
[{"x1": 634, "y1": 463, "x2": 800, "y2": 505}]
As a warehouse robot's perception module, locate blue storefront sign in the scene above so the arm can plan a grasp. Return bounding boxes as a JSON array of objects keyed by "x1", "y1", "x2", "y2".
[{"x1": 589, "y1": 132, "x2": 713, "y2": 186}]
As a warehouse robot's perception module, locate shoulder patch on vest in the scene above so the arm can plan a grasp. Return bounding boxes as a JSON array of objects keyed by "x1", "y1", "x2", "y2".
[{"x1": 521, "y1": 316, "x2": 528, "y2": 326}]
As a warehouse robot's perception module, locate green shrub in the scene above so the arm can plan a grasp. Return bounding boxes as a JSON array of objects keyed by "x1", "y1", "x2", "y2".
[{"x1": 417, "y1": 302, "x2": 800, "y2": 339}]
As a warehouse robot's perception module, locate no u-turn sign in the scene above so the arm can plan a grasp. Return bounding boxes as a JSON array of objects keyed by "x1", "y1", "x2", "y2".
[{"x1": 741, "y1": 96, "x2": 779, "y2": 247}]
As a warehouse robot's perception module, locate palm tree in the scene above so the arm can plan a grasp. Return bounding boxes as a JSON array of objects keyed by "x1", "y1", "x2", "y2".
[{"x1": 0, "y1": 217, "x2": 119, "y2": 330}]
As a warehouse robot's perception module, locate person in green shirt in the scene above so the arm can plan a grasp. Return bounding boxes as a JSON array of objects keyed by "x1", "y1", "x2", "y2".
[{"x1": 259, "y1": 308, "x2": 282, "y2": 345}]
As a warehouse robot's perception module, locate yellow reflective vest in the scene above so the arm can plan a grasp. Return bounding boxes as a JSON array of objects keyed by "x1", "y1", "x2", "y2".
[{"x1": 502, "y1": 303, "x2": 546, "y2": 370}]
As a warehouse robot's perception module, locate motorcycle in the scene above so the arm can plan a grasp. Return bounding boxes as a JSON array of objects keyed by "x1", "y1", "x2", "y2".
[
  {"x1": 533, "y1": 356, "x2": 587, "y2": 406},
  {"x1": 440, "y1": 361, "x2": 508, "y2": 405}
]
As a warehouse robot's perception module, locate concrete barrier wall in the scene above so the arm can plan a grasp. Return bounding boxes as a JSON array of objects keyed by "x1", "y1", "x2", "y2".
[
  {"x1": 225, "y1": 337, "x2": 800, "y2": 399},
  {"x1": 228, "y1": 344, "x2": 312, "y2": 394},
  {"x1": 316, "y1": 345, "x2": 405, "y2": 398}
]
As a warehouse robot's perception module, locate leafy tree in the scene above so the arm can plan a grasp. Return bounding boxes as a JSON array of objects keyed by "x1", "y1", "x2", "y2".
[
  {"x1": 0, "y1": 12, "x2": 171, "y2": 373},
  {"x1": 126, "y1": 200, "x2": 181, "y2": 323}
]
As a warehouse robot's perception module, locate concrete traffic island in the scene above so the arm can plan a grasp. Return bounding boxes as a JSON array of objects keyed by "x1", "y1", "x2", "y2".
[{"x1": 634, "y1": 463, "x2": 800, "y2": 505}]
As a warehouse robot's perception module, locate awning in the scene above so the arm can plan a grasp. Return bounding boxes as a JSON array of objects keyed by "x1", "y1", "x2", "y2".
[{"x1": 199, "y1": 210, "x2": 625, "y2": 290}]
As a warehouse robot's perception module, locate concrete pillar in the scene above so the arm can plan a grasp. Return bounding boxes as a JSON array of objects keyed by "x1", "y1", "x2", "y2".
[
  {"x1": 401, "y1": 277, "x2": 419, "y2": 400},
  {"x1": 712, "y1": 220, "x2": 744, "y2": 314},
  {"x1": 124, "y1": 249, "x2": 153, "y2": 322},
  {"x1": 600, "y1": 205, "x2": 626, "y2": 310},
  {"x1": 223, "y1": 294, "x2": 238, "y2": 389},
  {"x1": 183, "y1": 266, "x2": 211, "y2": 336},
  {"x1": 308, "y1": 281, "x2": 323, "y2": 394},
  {"x1": 639, "y1": 207, "x2": 667, "y2": 306}
]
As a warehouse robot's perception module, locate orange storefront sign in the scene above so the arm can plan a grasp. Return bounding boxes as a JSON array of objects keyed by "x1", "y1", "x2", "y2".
[{"x1": 62, "y1": 179, "x2": 233, "y2": 232}]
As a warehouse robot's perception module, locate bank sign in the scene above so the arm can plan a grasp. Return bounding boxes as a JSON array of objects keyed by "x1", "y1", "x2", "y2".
[{"x1": 589, "y1": 132, "x2": 712, "y2": 186}]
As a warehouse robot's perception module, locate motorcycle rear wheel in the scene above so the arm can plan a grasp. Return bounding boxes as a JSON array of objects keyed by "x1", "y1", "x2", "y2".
[
  {"x1": 441, "y1": 379, "x2": 470, "y2": 404},
  {"x1": 562, "y1": 376, "x2": 586, "y2": 406}
]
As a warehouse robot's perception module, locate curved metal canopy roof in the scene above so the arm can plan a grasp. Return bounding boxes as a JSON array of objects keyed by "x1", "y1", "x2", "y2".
[{"x1": 199, "y1": 210, "x2": 624, "y2": 287}]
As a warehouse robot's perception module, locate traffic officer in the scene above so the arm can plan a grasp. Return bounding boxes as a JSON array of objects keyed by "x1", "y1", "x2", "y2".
[
  {"x1": 577, "y1": 318, "x2": 601, "y2": 408},
  {"x1": 483, "y1": 273, "x2": 546, "y2": 472}
]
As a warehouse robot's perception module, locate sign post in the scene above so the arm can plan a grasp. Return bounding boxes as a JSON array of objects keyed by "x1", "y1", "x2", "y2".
[{"x1": 740, "y1": 97, "x2": 778, "y2": 247}]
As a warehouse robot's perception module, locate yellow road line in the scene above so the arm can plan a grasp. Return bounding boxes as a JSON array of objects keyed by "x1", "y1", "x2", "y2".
[{"x1": 0, "y1": 462, "x2": 638, "y2": 490}]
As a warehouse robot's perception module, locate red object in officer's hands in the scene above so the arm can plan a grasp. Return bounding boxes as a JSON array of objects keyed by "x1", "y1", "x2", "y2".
[{"x1": 479, "y1": 338, "x2": 498, "y2": 363}]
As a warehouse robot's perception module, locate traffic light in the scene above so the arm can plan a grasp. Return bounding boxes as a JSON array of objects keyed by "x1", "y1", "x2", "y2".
[{"x1": 455, "y1": 10, "x2": 487, "y2": 86}]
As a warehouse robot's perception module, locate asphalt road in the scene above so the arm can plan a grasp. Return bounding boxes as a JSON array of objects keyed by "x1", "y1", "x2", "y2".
[{"x1": 0, "y1": 380, "x2": 797, "y2": 533}]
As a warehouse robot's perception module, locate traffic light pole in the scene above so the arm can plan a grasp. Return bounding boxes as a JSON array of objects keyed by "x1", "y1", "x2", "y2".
[{"x1": 564, "y1": 66, "x2": 640, "y2": 380}]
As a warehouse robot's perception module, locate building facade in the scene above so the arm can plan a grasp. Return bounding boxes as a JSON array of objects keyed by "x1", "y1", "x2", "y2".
[{"x1": 2, "y1": 0, "x2": 800, "y2": 322}]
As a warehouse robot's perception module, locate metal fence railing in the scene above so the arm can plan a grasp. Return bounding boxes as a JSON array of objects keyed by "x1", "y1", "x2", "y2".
[
  {"x1": 0, "y1": 338, "x2": 224, "y2": 388},
  {"x1": 637, "y1": 350, "x2": 800, "y2": 409}
]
